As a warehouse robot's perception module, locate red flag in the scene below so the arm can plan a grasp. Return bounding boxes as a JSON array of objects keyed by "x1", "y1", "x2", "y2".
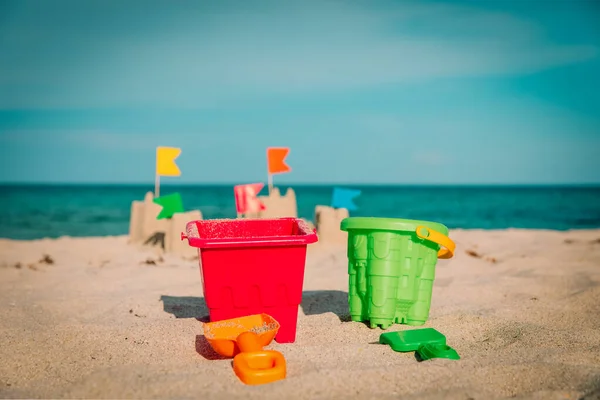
[
  {"x1": 267, "y1": 147, "x2": 291, "y2": 175},
  {"x1": 234, "y1": 183, "x2": 266, "y2": 214}
]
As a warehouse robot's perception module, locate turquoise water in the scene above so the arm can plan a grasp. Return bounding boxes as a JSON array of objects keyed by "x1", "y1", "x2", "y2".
[{"x1": 0, "y1": 184, "x2": 599, "y2": 240}]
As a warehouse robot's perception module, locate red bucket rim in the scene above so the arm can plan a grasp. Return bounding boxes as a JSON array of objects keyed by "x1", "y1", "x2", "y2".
[{"x1": 183, "y1": 217, "x2": 318, "y2": 249}]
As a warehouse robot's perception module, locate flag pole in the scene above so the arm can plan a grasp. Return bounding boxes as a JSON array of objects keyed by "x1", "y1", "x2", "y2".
[
  {"x1": 266, "y1": 147, "x2": 272, "y2": 195},
  {"x1": 154, "y1": 174, "x2": 160, "y2": 198},
  {"x1": 268, "y1": 173, "x2": 273, "y2": 195}
]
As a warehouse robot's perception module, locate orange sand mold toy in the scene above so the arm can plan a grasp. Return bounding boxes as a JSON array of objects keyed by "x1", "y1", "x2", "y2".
[{"x1": 203, "y1": 313, "x2": 286, "y2": 385}]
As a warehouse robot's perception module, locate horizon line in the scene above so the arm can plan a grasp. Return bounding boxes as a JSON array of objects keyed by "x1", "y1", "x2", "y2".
[{"x1": 1, "y1": 181, "x2": 600, "y2": 187}]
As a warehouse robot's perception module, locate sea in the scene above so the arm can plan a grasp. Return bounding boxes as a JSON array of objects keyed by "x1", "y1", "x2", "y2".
[{"x1": 0, "y1": 184, "x2": 599, "y2": 240}]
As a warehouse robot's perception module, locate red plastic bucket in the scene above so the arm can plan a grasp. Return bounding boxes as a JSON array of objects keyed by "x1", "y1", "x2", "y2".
[{"x1": 182, "y1": 218, "x2": 318, "y2": 343}]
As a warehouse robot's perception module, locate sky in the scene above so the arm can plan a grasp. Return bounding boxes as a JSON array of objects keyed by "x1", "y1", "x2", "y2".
[{"x1": 0, "y1": 0, "x2": 599, "y2": 185}]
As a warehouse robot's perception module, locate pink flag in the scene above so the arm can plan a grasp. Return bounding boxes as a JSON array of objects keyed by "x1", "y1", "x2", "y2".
[{"x1": 234, "y1": 183, "x2": 266, "y2": 214}]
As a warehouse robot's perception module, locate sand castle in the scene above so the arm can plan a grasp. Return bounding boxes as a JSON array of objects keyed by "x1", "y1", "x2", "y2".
[
  {"x1": 129, "y1": 145, "x2": 349, "y2": 256},
  {"x1": 243, "y1": 187, "x2": 298, "y2": 218},
  {"x1": 240, "y1": 186, "x2": 348, "y2": 244},
  {"x1": 128, "y1": 192, "x2": 202, "y2": 259},
  {"x1": 128, "y1": 187, "x2": 350, "y2": 257},
  {"x1": 314, "y1": 205, "x2": 349, "y2": 245}
]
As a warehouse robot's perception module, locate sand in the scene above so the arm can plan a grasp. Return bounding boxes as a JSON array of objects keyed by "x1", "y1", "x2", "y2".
[{"x1": 1, "y1": 229, "x2": 600, "y2": 399}]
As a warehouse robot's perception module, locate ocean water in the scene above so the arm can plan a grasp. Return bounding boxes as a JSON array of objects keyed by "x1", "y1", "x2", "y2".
[{"x1": 0, "y1": 184, "x2": 599, "y2": 240}]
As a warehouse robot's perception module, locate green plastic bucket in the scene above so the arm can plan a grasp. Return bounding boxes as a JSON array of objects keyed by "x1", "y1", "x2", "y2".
[{"x1": 340, "y1": 217, "x2": 456, "y2": 329}]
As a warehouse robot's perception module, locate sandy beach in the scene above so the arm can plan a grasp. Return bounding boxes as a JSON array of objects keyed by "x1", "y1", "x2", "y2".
[{"x1": 1, "y1": 229, "x2": 600, "y2": 399}]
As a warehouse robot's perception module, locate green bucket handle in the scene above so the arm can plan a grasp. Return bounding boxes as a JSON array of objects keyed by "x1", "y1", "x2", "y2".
[{"x1": 415, "y1": 226, "x2": 455, "y2": 259}]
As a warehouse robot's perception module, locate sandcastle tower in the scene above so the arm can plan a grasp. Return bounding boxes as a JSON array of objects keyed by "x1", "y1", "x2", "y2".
[
  {"x1": 128, "y1": 191, "x2": 203, "y2": 259},
  {"x1": 314, "y1": 205, "x2": 349, "y2": 245},
  {"x1": 244, "y1": 187, "x2": 298, "y2": 219}
]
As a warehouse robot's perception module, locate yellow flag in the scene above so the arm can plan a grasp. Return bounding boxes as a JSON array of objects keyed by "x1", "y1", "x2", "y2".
[{"x1": 156, "y1": 146, "x2": 182, "y2": 176}]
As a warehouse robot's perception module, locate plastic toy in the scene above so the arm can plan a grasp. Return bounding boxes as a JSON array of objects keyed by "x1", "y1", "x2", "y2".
[
  {"x1": 416, "y1": 343, "x2": 460, "y2": 361},
  {"x1": 379, "y1": 328, "x2": 460, "y2": 361},
  {"x1": 203, "y1": 313, "x2": 286, "y2": 385},
  {"x1": 182, "y1": 217, "x2": 318, "y2": 343},
  {"x1": 379, "y1": 327, "x2": 446, "y2": 352},
  {"x1": 340, "y1": 217, "x2": 456, "y2": 329}
]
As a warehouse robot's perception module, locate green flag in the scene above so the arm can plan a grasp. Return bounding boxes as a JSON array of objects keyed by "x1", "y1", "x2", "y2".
[{"x1": 153, "y1": 192, "x2": 184, "y2": 220}]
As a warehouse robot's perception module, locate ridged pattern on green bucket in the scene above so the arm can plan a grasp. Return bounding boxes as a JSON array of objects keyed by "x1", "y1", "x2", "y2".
[{"x1": 344, "y1": 218, "x2": 444, "y2": 329}]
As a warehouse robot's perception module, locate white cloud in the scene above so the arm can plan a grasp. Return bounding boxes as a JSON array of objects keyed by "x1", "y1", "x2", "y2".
[{"x1": 0, "y1": 0, "x2": 597, "y2": 108}]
